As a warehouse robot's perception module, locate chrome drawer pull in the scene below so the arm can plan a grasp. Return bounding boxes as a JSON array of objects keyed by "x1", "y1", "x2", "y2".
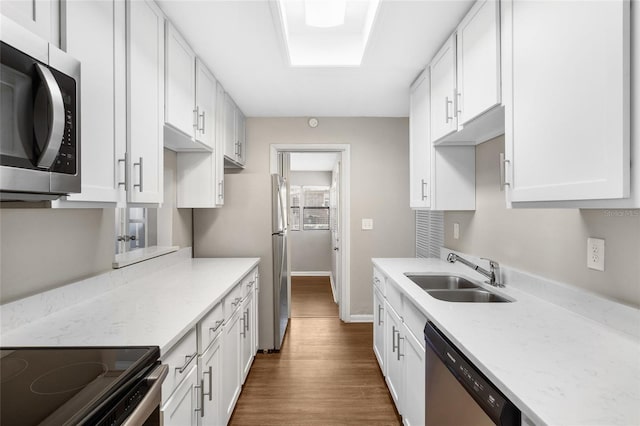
[
  {"x1": 175, "y1": 352, "x2": 197, "y2": 374},
  {"x1": 203, "y1": 366, "x2": 212, "y2": 402},
  {"x1": 209, "y1": 319, "x2": 224, "y2": 333}
]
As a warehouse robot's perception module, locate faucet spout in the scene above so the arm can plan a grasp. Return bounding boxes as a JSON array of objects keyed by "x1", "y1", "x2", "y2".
[{"x1": 446, "y1": 253, "x2": 504, "y2": 287}]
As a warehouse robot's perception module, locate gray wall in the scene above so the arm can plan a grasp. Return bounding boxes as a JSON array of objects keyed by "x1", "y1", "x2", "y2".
[
  {"x1": 289, "y1": 171, "x2": 332, "y2": 273},
  {"x1": 194, "y1": 117, "x2": 415, "y2": 348},
  {"x1": 445, "y1": 136, "x2": 640, "y2": 308},
  {"x1": 0, "y1": 149, "x2": 193, "y2": 304}
]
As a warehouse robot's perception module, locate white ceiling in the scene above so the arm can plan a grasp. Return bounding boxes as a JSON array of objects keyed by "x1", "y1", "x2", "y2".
[
  {"x1": 156, "y1": 0, "x2": 474, "y2": 117},
  {"x1": 290, "y1": 152, "x2": 339, "y2": 171}
]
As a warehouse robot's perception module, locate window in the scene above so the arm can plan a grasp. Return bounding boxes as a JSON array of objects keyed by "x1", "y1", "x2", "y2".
[
  {"x1": 290, "y1": 185, "x2": 330, "y2": 231},
  {"x1": 115, "y1": 207, "x2": 157, "y2": 254}
]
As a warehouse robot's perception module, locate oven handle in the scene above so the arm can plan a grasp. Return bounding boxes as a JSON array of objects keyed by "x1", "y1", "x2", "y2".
[
  {"x1": 122, "y1": 364, "x2": 168, "y2": 426},
  {"x1": 34, "y1": 63, "x2": 66, "y2": 170}
]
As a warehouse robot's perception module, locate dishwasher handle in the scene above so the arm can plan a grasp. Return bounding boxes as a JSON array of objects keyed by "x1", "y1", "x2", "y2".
[{"x1": 424, "y1": 322, "x2": 520, "y2": 426}]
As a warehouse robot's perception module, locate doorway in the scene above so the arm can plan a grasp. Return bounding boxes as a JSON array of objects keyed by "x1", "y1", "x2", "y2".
[{"x1": 270, "y1": 144, "x2": 351, "y2": 322}]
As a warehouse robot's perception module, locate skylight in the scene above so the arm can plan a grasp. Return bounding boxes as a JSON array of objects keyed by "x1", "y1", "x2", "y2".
[{"x1": 277, "y1": 0, "x2": 381, "y2": 67}]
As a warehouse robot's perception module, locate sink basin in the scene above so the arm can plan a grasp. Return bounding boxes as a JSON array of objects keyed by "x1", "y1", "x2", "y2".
[
  {"x1": 404, "y1": 274, "x2": 479, "y2": 290},
  {"x1": 426, "y1": 289, "x2": 511, "y2": 303}
]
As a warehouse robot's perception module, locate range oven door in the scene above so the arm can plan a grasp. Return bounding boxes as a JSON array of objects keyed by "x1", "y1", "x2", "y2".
[{"x1": 0, "y1": 16, "x2": 80, "y2": 200}]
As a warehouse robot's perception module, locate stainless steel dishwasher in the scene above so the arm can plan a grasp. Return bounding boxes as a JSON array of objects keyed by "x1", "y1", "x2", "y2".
[{"x1": 424, "y1": 322, "x2": 521, "y2": 425}]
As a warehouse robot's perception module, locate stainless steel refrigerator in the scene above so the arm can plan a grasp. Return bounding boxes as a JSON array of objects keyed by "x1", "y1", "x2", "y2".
[{"x1": 271, "y1": 173, "x2": 289, "y2": 350}]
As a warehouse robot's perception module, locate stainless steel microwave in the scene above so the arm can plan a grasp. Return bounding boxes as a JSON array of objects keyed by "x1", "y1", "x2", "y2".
[{"x1": 0, "y1": 17, "x2": 80, "y2": 201}]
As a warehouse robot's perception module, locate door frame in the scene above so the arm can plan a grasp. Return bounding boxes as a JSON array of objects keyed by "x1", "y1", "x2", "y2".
[{"x1": 270, "y1": 144, "x2": 351, "y2": 322}]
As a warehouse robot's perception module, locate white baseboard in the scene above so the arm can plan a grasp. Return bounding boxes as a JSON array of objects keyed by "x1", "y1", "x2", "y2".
[
  {"x1": 349, "y1": 314, "x2": 373, "y2": 323},
  {"x1": 291, "y1": 271, "x2": 331, "y2": 277}
]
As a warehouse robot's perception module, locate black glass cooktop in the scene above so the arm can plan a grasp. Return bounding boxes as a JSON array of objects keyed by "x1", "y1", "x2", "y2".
[{"x1": 0, "y1": 346, "x2": 159, "y2": 426}]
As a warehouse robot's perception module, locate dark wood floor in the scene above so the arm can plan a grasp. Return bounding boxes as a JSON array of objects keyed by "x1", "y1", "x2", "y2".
[{"x1": 229, "y1": 276, "x2": 401, "y2": 425}]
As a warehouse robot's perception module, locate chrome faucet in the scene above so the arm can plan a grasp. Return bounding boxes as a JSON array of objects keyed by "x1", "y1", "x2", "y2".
[{"x1": 446, "y1": 253, "x2": 504, "y2": 287}]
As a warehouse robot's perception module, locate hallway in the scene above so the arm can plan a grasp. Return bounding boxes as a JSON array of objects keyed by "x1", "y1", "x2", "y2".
[{"x1": 229, "y1": 276, "x2": 401, "y2": 425}]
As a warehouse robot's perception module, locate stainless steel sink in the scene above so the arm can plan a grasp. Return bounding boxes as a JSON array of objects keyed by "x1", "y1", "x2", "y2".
[
  {"x1": 426, "y1": 289, "x2": 511, "y2": 303},
  {"x1": 404, "y1": 274, "x2": 480, "y2": 290}
]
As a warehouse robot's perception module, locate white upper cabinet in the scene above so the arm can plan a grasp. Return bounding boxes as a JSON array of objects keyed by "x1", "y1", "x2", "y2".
[
  {"x1": 409, "y1": 71, "x2": 431, "y2": 209},
  {"x1": 456, "y1": 0, "x2": 501, "y2": 125},
  {"x1": 429, "y1": 35, "x2": 457, "y2": 143},
  {"x1": 430, "y1": 0, "x2": 503, "y2": 145},
  {"x1": 222, "y1": 92, "x2": 246, "y2": 168},
  {"x1": 195, "y1": 59, "x2": 216, "y2": 150},
  {"x1": 1, "y1": 0, "x2": 59, "y2": 47},
  {"x1": 126, "y1": 0, "x2": 164, "y2": 205},
  {"x1": 410, "y1": 69, "x2": 475, "y2": 211},
  {"x1": 215, "y1": 82, "x2": 226, "y2": 203},
  {"x1": 53, "y1": 0, "x2": 125, "y2": 207},
  {"x1": 502, "y1": 0, "x2": 631, "y2": 205}
]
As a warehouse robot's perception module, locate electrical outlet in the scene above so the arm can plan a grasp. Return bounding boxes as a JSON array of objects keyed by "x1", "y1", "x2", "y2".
[
  {"x1": 587, "y1": 237, "x2": 605, "y2": 271},
  {"x1": 453, "y1": 223, "x2": 460, "y2": 240},
  {"x1": 361, "y1": 218, "x2": 373, "y2": 230}
]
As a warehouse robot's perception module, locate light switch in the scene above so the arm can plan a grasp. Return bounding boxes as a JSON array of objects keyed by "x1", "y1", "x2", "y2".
[{"x1": 362, "y1": 218, "x2": 374, "y2": 230}]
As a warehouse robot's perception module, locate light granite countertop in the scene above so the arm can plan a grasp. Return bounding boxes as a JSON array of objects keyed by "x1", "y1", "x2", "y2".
[
  {"x1": 372, "y1": 256, "x2": 640, "y2": 426},
  {"x1": 0, "y1": 254, "x2": 260, "y2": 356}
]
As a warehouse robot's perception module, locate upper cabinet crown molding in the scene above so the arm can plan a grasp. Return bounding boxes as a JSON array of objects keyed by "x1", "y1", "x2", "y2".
[{"x1": 502, "y1": 0, "x2": 634, "y2": 207}]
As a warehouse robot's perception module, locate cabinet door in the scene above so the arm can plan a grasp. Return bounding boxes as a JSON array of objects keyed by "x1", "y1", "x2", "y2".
[
  {"x1": 235, "y1": 108, "x2": 246, "y2": 165},
  {"x1": 200, "y1": 337, "x2": 222, "y2": 426},
  {"x1": 402, "y1": 328, "x2": 426, "y2": 426},
  {"x1": 384, "y1": 301, "x2": 403, "y2": 412},
  {"x1": 162, "y1": 364, "x2": 199, "y2": 426},
  {"x1": 240, "y1": 291, "x2": 254, "y2": 383},
  {"x1": 1, "y1": 0, "x2": 59, "y2": 46},
  {"x1": 456, "y1": 0, "x2": 500, "y2": 125},
  {"x1": 215, "y1": 82, "x2": 226, "y2": 205},
  {"x1": 429, "y1": 34, "x2": 457, "y2": 143},
  {"x1": 58, "y1": 0, "x2": 124, "y2": 205},
  {"x1": 195, "y1": 59, "x2": 216, "y2": 150},
  {"x1": 409, "y1": 70, "x2": 431, "y2": 209},
  {"x1": 221, "y1": 309, "x2": 241, "y2": 424},
  {"x1": 373, "y1": 287, "x2": 385, "y2": 373},
  {"x1": 504, "y1": 0, "x2": 630, "y2": 203},
  {"x1": 165, "y1": 23, "x2": 196, "y2": 138},
  {"x1": 126, "y1": 0, "x2": 164, "y2": 204},
  {"x1": 223, "y1": 93, "x2": 237, "y2": 161}
]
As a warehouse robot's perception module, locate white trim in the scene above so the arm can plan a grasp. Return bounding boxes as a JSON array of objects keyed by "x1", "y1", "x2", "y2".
[
  {"x1": 348, "y1": 314, "x2": 373, "y2": 323},
  {"x1": 290, "y1": 271, "x2": 331, "y2": 277},
  {"x1": 270, "y1": 144, "x2": 351, "y2": 323},
  {"x1": 329, "y1": 273, "x2": 337, "y2": 303}
]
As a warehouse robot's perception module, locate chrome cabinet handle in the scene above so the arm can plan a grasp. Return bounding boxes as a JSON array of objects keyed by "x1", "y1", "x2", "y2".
[
  {"x1": 218, "y1": 180, "x2": 224, "y2": 200},
  {"x1": 455, "y1": 90, "x2": 462, "y2": 117},
  {"x1": 200, "y1": 110, "x2": 206, "y2": 134},
  {"x1": 244, "y1": 309, "x2": 250, "y2": 332},
  {"x1": 392, "y1": 326, "x2": 398, "y2": 353},
  {"x1": 397, "y1": 335, "x2": 405, "y2": 361},
  {"x1": 34, "y1": 63, "x2": 65, "y2": 169},
  {"x1": 203, "y1": 366, "x2": 212, "y2": 402},
  {"x1": 118, "y1": 155, "x2": 127, "y2": 188},
  {"x1": 374, "y1": 277, "x2": 380, "y2": 284},
  {"x1": 209, "y1": 319, "x2": 224, "y2": 333},
  {"x1": 232, "y1": 297, "x2": 242, "y2": 307},
  {"x1": 377, "y1": 304, "x2": 384, "y2": 326},
  {"x1": 445, "y1": 96, "x2": 453, "y2": 123},
  {"x1": 133, "y1": 157, "x2": 143, "y2": 192},
  {"x1": 175, "y1": 352, "x2": 197, "y2": 374},
  {"x1": 500, "y1": 153, "x2": 511, "y2": 190},
  {"x1": 421, "y1": 179, "x2": 428, "y2": 200},
  {"x1": 193, "y1": 106, "x2": 199, "y2": 130},
  {"x1": 240, "y1": 314, "x2": 246, "y2": 338},
  {"x1": 194, "y1": 380, "x2": 204, "y2": 417},
  {"x1": 247, "y1": 280, "x2": 254, "y2": 289}
]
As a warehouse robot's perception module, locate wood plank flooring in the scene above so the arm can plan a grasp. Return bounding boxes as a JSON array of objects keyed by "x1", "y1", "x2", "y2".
[{"x1": 229, "y1": 276, "x2": 401, "y2": 425}]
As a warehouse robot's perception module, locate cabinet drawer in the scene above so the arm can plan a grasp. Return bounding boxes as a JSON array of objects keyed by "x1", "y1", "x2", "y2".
[
  {"x1": 403, "y1": 298, "x2": 427, "y2": 345},
  {"x1": 386, "y1": 280, "x2": 403, "y2": 316},
  {"x1": 198, "y1": 301, "x2": 224, "y2": 353},
  {"x1": 373, "y1": 268, "x2": 386, "y2": 294},
  {"x1": 224, "y1": 283, "x2": 243, "y2": 320},
  {"x1": 240, "y1": 268, "x2": 257, "y2": 299},
  {"x1": 161, "y1": 327, "x2": 198, "y2": 402}
]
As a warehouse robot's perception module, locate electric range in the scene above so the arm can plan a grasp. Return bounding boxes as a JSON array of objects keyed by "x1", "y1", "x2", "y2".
[{"x1": 0, "y1": 346, "x2": 167, "y2": 426}]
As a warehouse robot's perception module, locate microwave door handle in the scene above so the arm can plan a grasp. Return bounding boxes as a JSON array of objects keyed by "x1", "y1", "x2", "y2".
[{"x1": 34, "y1": 63, "x2": 65, "y2": 169}]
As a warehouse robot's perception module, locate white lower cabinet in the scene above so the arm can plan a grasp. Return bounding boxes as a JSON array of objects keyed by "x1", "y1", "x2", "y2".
[
  {"x1": 240, "y1": 289, "x2": 255, "y2": 383},
  {"x1": 162, "y1": 363, "x2": 199, "y2": 426},
  {"x1": 199, "y1": 336, "x2": 222, "y2": 425},
  {"x1": 375, "y1": 269, "x2": 427, "y2": 425},
  {"x1": 373, "y1": 286, "x2": 385, "y2": 373},
  {"x1": 221, "y1": 303, "x2": 241, "y2": 424},
  {"x1": 402, "y1": 326, "x2": 426, "y2": 426},
  {"x1": 384, "y1": 301, "x2": 403, "y2": 410}
]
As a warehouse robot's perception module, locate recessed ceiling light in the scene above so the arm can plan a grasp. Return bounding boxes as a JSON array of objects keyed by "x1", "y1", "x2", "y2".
[{"x1": 276, "y1": 0, "x2": 381, "y2": 67}]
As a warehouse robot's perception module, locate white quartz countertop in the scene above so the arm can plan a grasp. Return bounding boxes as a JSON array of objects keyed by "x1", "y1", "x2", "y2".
[
  {"x1": 0, "y1": 257, "x2": 260, "y2": 356},
  {"x1": 372, "y1": 257, "x2": 640, "y2": 426}
]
